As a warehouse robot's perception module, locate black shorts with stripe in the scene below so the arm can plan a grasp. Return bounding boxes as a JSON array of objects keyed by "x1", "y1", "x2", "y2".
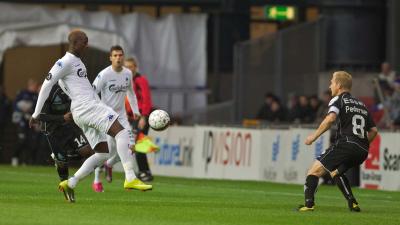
[
  {"x1": 317, "y1": 141, "x2": 368, "y2": 174},
  {"x1": 45, "y1": 123, "x2": 88, "y2": 163}
]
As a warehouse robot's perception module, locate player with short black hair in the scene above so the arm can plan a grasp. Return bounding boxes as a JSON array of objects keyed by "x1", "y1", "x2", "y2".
[
  {"x1": 91, "y1": 45, "x2": 142, "y2": 192},
  {"x1": 109, "y1": 45, "x2": 124, "y2": 55},
  {"x1": 298, "y1": 71, "x2": 378, "y2": 212}
]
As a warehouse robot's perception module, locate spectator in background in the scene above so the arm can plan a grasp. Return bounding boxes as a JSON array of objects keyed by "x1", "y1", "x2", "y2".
[
  {"x1": 290, "y1": 95, "x2": 313, "y2": 123},
  {"x1": 11, "y1": 79, "x2": 38, "y2": 166},
  {"x1": 384, "y1": 81, "x2": 400, "y2": 126},
  {"x1": 256, "y1": 92, "x2": 277, "y2": 120},
  {"x1": 0, "y1": 85, "x2": 11, "y2": 159},
  {"x1": 315, "y1": 90, "x2": 331, "y2": 123},
  {"x1": 378, "y1": 62, "x2": 397, "y2": 90},
  {"x1": 269, "y1": 98, "x2": 287, "y2": 122},
  {"x1": 309, "y1": 95, "x2": 321, "y2": 123},
  {"x1": 259, "y1": 97, "x2": 287, "y2": 123},
  {"x1": 286, "y1": 93, "x2": 298, "y2": 114}
]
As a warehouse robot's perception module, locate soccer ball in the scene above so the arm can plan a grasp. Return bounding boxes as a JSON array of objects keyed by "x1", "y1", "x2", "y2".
[{"x1": 148, "y1": 109, "x2": 170, "y2": 131}]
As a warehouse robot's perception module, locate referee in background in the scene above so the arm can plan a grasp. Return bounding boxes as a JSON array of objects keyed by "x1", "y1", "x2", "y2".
[{"x1": 124, "y1": 57, "x2": 159, "y2": 182}]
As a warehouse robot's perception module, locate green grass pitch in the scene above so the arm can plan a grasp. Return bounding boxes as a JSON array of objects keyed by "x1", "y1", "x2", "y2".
[{"x1": 0, "y1": 165, "x2": 399, "y2": 225}]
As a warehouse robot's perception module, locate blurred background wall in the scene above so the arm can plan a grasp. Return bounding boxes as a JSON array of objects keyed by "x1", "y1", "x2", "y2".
[{"x1": 0, "y1": 0, "x2": 400, "y2": 164}]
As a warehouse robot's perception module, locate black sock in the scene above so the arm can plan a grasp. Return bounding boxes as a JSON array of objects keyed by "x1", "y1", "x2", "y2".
[
  {"x1": 136, "y1": 152, "x2": 150, "y2": 171},
  {"x1": 56, "y1": 164, "x2": 69, "y2": 181},
  {"x1": 333, "y1": 175, "x2": 357, "y2": 203},
  {"x1": 304, "y1": 175, "x2": 319, "y2": 207}
]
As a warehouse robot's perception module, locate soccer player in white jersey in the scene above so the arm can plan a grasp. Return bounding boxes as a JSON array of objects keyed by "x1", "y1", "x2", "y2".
[
  {"x1": 29, "y1": 30, "x2": 152, "y2": 203},
  {"x1": 91, "y1": 45, "x2": 139, "y2": 192}
]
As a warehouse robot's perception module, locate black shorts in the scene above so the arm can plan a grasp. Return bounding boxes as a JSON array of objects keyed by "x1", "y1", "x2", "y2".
[
  {"x1": 45, "y1": 123, "x2": 89, "y2": 163},
  {"x1": 317, "y1": 141, "x2": 368, "y2": 174}
]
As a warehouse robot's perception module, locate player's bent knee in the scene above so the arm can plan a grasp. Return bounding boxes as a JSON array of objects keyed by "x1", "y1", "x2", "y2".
[
  {"x1": 307, "y1": 161, "x2": 326, "y2": 177},
  {"x1": 330, "y1": 169, "x2": 340, "y2": 178}
]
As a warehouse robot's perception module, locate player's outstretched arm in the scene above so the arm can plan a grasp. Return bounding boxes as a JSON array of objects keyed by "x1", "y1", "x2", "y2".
[
  {"x1": 31, "y1": 78, "x2": 57, "y2": 120},
  {"x1": 305, "y1": 113, "x2": 337, "y2": 145}
]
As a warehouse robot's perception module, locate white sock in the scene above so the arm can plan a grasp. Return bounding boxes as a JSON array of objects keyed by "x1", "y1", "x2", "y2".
[
  {"x1": 106, "y1": 136, "x2": 119, "y2": 167},
  {"x1": 115, "y1": 129, "x2": 137, "y2": 182},
  {"x1": 106, "y1": 155, "x2": 120, "y2": 167},
  {"x1": 68, "y1": 152, "x2": 108, "y2": 188},
  {"x1": 94, "y1": 167, "x2": 102, "y2": 183}
]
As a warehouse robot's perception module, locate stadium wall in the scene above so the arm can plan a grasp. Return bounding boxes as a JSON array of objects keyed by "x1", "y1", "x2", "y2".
[
  {"x1": 361, "y1": 132, "x2": 400, "y2": 191},
  {"x1": 140, "y1": 126, "x2": 400, "y2": 191},
  {"x1": 145, "y1": 126, "x2": 330, "y2": 185},
  {"x1": 0, "y1": 2, "x2": 207, "y2": 113}
]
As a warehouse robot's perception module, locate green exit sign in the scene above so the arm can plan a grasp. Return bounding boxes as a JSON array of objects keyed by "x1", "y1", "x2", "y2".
[{"x1": 264, "y1": 5, "x2": 296, "y2": 21}]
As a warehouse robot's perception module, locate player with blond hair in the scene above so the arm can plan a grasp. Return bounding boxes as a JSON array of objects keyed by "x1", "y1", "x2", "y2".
[{"x1": 298, "y1": 71, "x2": 378, "y2": 212}]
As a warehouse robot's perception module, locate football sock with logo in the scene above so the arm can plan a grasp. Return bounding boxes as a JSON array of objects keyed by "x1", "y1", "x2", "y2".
[
  {"x1": 304, "y1": 175, "x2": 319, "y2": 207},
  {"x1": 115, "y1": 129, "x2": 137, "y2": 182},
  {"x1": 68, "y1": 153, "x2": 109, "y2": 188},
  {"x1": 334, "y1": 175, "x2": 357, "y2": 203}
]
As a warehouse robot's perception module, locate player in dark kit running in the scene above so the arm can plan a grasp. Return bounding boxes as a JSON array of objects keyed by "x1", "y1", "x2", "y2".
[
  {"x1": 37, "y1": 84, "x2": 94, "y2": 198},
  {"x1": 297, "y1": 71, "x2": 378, "y2": 212}
]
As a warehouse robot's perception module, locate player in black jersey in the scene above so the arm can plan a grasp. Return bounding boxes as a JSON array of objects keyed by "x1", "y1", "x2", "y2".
[
  {"x1": 297, "y1": 71, "x2": 378, "y2": 212},
  {"x1": 37, "y1": 84, "x2": 94, "y2": 198}
]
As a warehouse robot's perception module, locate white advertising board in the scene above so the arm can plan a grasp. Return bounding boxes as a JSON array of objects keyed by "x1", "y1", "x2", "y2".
[
  {"x1": 259, "y1": 129, "x2": 290, "y2": 183},
  {"x1": 147, "y1": 126, "x2": 194, "y2": 178},
  {"x1": 360, "y1": 132, "x2": 400, "y2": 191},
  {"x1": 259, "y1": 128, "x2": 330, "y2": 184},
  {"x1": 146, "y1": 126, "x2": 330, "y2": 185},
  {"x1": 193, "y1": 126, "x2": 262, "y2": 180}
]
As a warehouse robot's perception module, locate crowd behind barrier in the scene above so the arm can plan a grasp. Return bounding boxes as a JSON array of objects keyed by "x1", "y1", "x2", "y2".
[
  {"x1": 255, "y1": 62, "x2": 400, "y2": 130},
  {"x1": 0, "y1": 80, "x2": 52, "y2": 166}
]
